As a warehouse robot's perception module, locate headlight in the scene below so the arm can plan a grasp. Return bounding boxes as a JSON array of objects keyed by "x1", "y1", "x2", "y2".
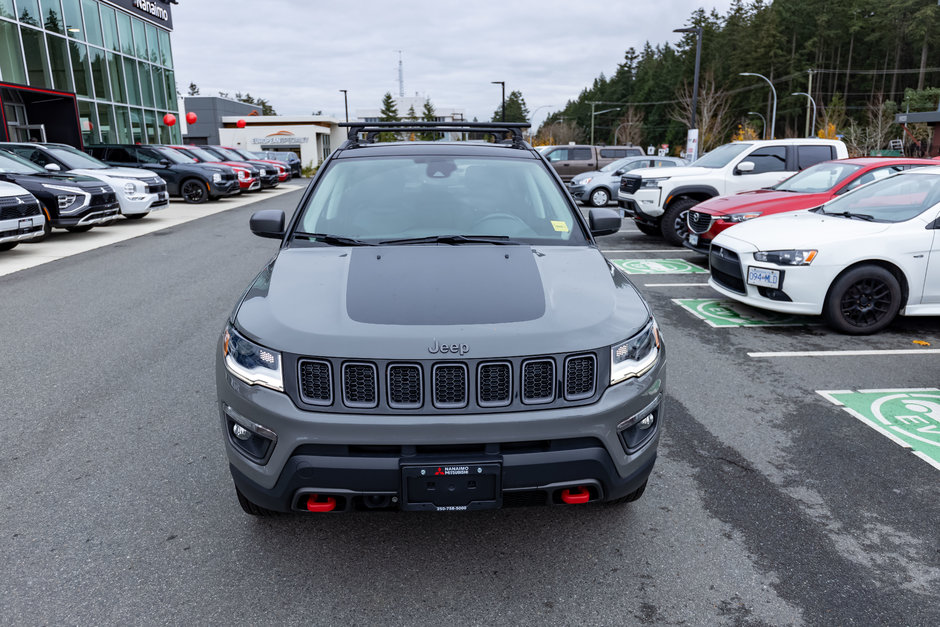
[
  {"x1": 724, "y1": 211, "x2": 762, "y2": 223},
  {"x1": 42, "y1": 184, "x2": 86, "y2": 214},
  {"x1": 58, "y1": 194, "x2": 77, "y2": 209},
  {"x1": 212, "y1": 172, "x2": 222, "y2": 183},
  {"x1": 579, "y1": 177, "x2": 592, "y2": 185},
  {"x1": 610, "y1": 319, "x2": 661, "y2": 385},
  {"x1": 640, "y1": 177, "x2": 669, "y2": 188},
  {"x1": 753, "y1": 249, "x2": 817, "y2": 265},
  {"x1": 222, "y1": 325, "x2": 283, "y2": 392},
  {"x1": 259, "y1": 168, "x2": 267, "y2": 176},
  {"x1": 123, "y1": 181, "x2": 136, "y2": 195},
  {"x1": 236, "y1": 170, "x2": 247, "y2": 180}
]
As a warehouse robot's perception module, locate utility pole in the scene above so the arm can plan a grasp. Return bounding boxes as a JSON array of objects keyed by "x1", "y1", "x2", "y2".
[
  {"x1": 805, "y1": 69, "x2": 815, "y2": 137},
  {"x1": 397, "y1": 50, "x2": 404, "y2": 98}
]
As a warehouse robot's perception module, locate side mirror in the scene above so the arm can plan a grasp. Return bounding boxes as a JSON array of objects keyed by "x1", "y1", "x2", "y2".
[
  {"x1": 250, "y1": 209, "x2": 286, "y2": 239},
  {"x1": 159, "y1": 159, "x2": 171, "y2": 166},
  {"x1": 736, "y1": 161, "x2": 755, "y2": 174},
  {"x1": 44, "y1": 163, "x2": 61, "y2": 172},
  {"x1": 588, "y1": 207, "x2": 621, "y2": 237},
  {"x1": 613, "y1": 169, "x2": 624, "y2": 175}
]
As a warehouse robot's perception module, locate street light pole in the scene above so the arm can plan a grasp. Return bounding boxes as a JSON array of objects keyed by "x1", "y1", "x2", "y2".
[
  {"x1": 673, "y1": 26, "x2": 702, "y2": 129},
  {"x1": 339, "y1": 89, "x2": 348, "y2": 123},
  {"x1": 491, "y1": 81, "x2": 506, "y2": 122},
  {"x1": 747, "y1": 111, "x2": 767, "y2": 140},
  {"x1": 740, "y1": 72, "x2": 776, "y2": 139},
  {"x1": 589, "y1": 103, "x2": 618, "y2": 146},
  {"x1": 791, "y1": 92, "x2": 817, "y2": 137}
]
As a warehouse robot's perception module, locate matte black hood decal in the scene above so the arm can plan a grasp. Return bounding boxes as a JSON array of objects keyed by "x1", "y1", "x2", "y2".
[{"x1": 345, "y1": 246, "x2": 546, "y2": 325}]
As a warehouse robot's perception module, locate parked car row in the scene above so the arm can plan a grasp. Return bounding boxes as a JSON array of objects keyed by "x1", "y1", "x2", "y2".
[{"x1": 0, "y1": 140, "x2": 298, "y2": 253}]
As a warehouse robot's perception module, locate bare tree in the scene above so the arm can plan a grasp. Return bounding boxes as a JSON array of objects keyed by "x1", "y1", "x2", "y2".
[
  {"x1": 671, "y1": 72, "x2": 732, "y2": 151},
  {"x1": 614, "y1": 107, "x2": 644, "y2": 145},
  {"x1": 842, "y1": 97, "x2": 899, "y2": 156},
  {"x1": 538, "y1": 120, "x2": 583, "y2": 145}
]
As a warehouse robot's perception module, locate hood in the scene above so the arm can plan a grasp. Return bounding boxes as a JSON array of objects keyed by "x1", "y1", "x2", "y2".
[
  {"x1": 192, "y1": 163, "x2": 231, "y2": 174},
  {"x1": 0, "y1": 180, "x2": 30, "y2": 195},
  {"x1": 626, "y1": 166, "x2": 716, "y2": 180},
  {"x1": 714, "y1": 210, "x2": 892, "y2": 252},
  {"x1": 694, "y1": 189, "x2": 831, "y2": 216},
  {"x1": 2, "y1": 171, "x2": 104, "y2": 187},
  {"x1": 234, "y1": 245, "x2": 651, "y2": 360},
  {"x1": 571, "y1": 170, "x2": 604, "y2": 183},
  {"x1": 68, "y1": 167, "x2": 159, "y2": 180}
]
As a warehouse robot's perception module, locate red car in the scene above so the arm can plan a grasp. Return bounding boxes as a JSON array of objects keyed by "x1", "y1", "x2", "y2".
[
  {"x1": 684, "y1": 157, "x2": 939, "y2": 253},
  {"x1": 226, "y1": 147, "x2": 291, "y2": 182},
  {"x1": 164, "y1": 145, "x2": 261, "y2": 192}
]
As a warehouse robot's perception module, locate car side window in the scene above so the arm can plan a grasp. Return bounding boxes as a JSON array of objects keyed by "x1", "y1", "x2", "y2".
[
  {"x1": 600, "y1": 149, "x2": 625, "y2": 158},
  {"x1": 841, "y1": 166, "x2": 903, "y2": 193},
  {"x1": 106, "y1": 146, "x2": 136, "y2": 163},
  {"x1": 545, "y1": 149, "x2": 568, "y2": 162},
  {"x1": 570, "y1": 148, "x2": 593, "y2": 161},
  {"x1": 10, "y1": 147, "x2": 48, "y2": 165},
  {"x1": 743, "y1": 146, "x2": 787, "y2": 174},
  {"x1": 136, "y1": 148, "x2": 162, "y2": 164},
  {"x1": 797, "y1": 145, "x2": 834, "y2": 169}
]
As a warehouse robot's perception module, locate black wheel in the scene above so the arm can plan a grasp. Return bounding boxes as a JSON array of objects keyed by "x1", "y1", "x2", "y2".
[
  {"x1": 824, "y1": 265, "x2": 901, "y2": 335},
  {"x1": 0, "y1": 242, "x2": 18, "y2": 252},
  {"x1": 587, "y1": 187, "x2": 610, "y2": 207},
  {"x1": 661, "y1": 197, "x2": 700, "y2": 246},
  {"x1": 181, "y1": 178, "x2": 208, "y2": 204},
  {"x1": 236, "y1": 486, "x2": 279, "y2": 517},
  {"x1": 33, "y1": 216, "x2": 52, "y2": 242},
  {"x1": 66, "y1": 225, "x2": 93, "y2": 233},
  {"x1": 634, "y1": 221, "x2": 661, "y2": 237},
  {"x1": 124, "y1": 212, "x2": 149, "y2": 220},
  {"x1": 606, "y1": 479, "x2": 648, "y2": 505}
]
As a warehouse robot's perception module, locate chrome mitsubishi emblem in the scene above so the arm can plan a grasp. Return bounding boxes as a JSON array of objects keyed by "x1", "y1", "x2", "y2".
[{"x1": 15, "y1": 197, "x2": 24, "y2": 204}]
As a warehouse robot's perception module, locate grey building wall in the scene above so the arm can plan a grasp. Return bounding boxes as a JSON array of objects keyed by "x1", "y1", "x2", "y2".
[{"x1": 183, "y1": 97, "x2": 260, "y2": 144}]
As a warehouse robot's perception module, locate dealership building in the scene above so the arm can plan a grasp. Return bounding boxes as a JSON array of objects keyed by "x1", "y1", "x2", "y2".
[{"x1": 0, "y1": 0, "x2": 180, "y2": 147}]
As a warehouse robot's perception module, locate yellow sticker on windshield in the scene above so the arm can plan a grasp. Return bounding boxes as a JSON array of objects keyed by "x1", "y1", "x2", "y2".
[{"x1": 551, "y1": 220, "x2": 569, "y2": 232}]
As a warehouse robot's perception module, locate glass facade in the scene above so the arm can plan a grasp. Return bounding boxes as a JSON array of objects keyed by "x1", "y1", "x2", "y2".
[{"x1": 0, "y1": 0, "x2": 179, "y2": 145}]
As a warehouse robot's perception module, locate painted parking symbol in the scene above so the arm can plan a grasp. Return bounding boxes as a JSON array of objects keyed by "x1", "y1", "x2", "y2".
[
  {"x1": 673, "y1": 298, "x2": 812, "y2": 327},
  {"x1": 613, "y1": 259, "x2": 707, "y2": 275},
  {"x1": 818, "y1": 389, "x2": 940, "y2": 471}
]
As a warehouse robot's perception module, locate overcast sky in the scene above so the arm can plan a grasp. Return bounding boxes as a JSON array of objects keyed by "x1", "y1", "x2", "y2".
[{"x1": 172, "y1": 1, "x2": 735, "y2": 129}]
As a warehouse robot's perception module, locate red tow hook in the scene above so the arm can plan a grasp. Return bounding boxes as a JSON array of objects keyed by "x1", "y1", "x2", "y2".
[
  {"x1": 305, "y1": 494, "x2": 337, "y2": 512},
  {"x1": 560, "y1": 486, "x2": 591, "y2": 504}
]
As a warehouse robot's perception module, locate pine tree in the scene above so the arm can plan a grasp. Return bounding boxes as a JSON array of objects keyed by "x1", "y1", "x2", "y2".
[
  {"x1": 419, "y1": 99, "x2": 439, "y2": 140},
  {"x1": 378, "y1": 92, "x2": 400, "y2": 142},
  {"x1": 491, "y1": 90, "x2": 530, "y2": 124}
]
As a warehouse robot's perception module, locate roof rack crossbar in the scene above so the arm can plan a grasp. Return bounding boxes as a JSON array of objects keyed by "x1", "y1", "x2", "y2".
[{"x1": 339, "y1": 121, "x2": 530, "y2": 147}]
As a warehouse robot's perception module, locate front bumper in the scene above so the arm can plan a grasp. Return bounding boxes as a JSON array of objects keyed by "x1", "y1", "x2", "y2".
[
  {"x1": 54, "y1": 204, "x2": 121, "y2": 228},
  {"x1": 0, "y1": 215, "x2": 45, "y2": 244},
  {"x1": 216, "y1": 351, "x2": 665, "y2": 512},
  {"x1": 209, "y1": 179, "x2": 240, "y2": 197},
  {"x1": 259, "y1": 173, "x2": 279, "y2": 188},
  {"x1": 118, "y1": 190, "x2": 169, "y2": 216},
  {"x1": 568, "y1": 183, "x2": 587, "y2": 200},
  {"x1": 618, "y1": 189, "x2": 663, "y2": 219}
]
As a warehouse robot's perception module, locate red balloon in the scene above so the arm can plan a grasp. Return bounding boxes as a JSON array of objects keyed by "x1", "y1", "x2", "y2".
[
  {"x1": 236, "y1": 119, "x2": 247, "y2": 128},
  {"x1": 163, "y1": 113, "x2": 176, "y2": 126},
  {"x1": 186, "y1": 112, "x2": 197, "y2": 124}
]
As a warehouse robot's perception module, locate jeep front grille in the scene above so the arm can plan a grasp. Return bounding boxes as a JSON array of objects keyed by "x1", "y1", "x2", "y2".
[
  {"x1": 564, "y1": 355, "x2": 596, "y2": 400},
  {"x1": 522, "y1": 359, "x2": 555, "y2": 404},
  {"x1": 687, "y1": 210, "x2": 714, "y2": 234},
  {"x1": 388, "y1": 364, "x2": 422, "y2": 409},
  {"x1": 299, "y1": 359, "x2": 332, "y2": 405},
  {"x1": 343, "y1": 362, "x2": 378, "y2": 408},
  {"x1": 433, "y1": 364, "x2": 468, "y2": 409},
  {"x1": 478, "y1": 362, "x2": 512, "y2": 407}
]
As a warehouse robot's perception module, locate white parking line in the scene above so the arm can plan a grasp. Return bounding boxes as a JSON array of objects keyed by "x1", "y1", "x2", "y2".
[
  {"x1": 0, "y1": 183, "x2": 305, "y2": 278},
  {"x1": 643, "y1": 282, "x2": 711, "y2": 287},
  {"x1": 602, "y1": 249, "x2": 698, "y2": 254},
  {"x1": 749, "y1": 349, "x2": 940, "y2": 358}
]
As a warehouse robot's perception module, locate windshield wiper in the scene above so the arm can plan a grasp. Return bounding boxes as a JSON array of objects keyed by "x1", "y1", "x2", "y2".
[
  {"x1": 378, "y1": 234, "x2": 521, "y2": 245},
  {"x1": 824, "y1": 211, "x2": 875, "y2": 221},
  {"x1": 293, "y1": 231, "x2": 376, "y2": 246}
]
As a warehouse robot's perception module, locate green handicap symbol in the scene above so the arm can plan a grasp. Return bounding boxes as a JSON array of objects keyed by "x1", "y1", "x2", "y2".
[
  {"x1": 820, "y1": 390, "x2": 940, "y2": 471},
  {"x1": 673, "y1": 298, "x2": 811, "y2": 327},
  {"x1": 613, "y1": 258, "x2": 708, "y2": 275}
]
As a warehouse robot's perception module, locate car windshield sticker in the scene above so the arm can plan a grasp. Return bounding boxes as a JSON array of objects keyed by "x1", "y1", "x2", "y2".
[
  {"x1": 817, "y1": 389, "x2": 940, "y2": 471},
  {"x1": 551, "y1": 220, "x2": 569, "y2": 232},
  {"x1": 673, "y1": 298, "x2": 813, "y2": 327},
  {"x1": 613, "y1": 259, "x2": 708, "y2": 274}
]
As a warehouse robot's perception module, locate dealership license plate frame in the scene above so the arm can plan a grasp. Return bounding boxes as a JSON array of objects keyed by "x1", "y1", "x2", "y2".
[
  {"x1": 400, "y1": 462, "x2": 501, "y2": 511},
  {"x1": 747, "y1": 266, "x2": 781, "y2": 289}
]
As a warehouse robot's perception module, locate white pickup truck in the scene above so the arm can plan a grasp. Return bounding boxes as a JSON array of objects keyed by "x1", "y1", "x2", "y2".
[{"x1": 617, "y1": 138, "x2": 849, "y2": 245}]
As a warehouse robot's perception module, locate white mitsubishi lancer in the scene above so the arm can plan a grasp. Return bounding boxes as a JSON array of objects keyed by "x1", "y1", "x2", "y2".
[{"x1": 708, "y1": 166, "x2": 940, "y2": 334}]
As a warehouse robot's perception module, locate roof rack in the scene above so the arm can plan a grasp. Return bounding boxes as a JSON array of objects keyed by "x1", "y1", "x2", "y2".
[{"x1": 339, "y1": 121, "x2": 530, "y2": 148}]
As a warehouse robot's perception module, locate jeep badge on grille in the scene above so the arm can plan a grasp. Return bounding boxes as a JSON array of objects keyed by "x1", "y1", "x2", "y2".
[{"x1": 428, "y1": 340, "x2": 469, "y2": 356}]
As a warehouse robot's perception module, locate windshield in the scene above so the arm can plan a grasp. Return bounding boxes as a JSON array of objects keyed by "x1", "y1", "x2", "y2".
[
  {"x1": 690, "y1": 143, "x2": 751, "y2": 168},
  {"x1": 774, "y1": 162, "x2": 861, "y2": 193},
  {"x1": 211, "y1": 147, "x2": 245, "y2": 161},
  {"x1": 295, "y1": 156, "x2": 588, "y2": 245},
  {"x1": 155, "y1": 147, "x2": 196, "y2": 164},
  {"x1": 820, "y1": 172, "x2": 940, "y2": 222},
  {"x1": 47, "y1": 146, "x2": 109, "y2": 170},
  {"x1": 182, "y1": 146, "x2": 221, "y2": 162},
  {"x1": 0, "y1": 150, "x2": 45, "y2": 174}
]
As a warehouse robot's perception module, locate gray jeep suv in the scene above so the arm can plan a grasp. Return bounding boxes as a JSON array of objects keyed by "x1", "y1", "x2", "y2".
[{"x1": 216, "y1": 122, "x2": 665, "y2": 515}]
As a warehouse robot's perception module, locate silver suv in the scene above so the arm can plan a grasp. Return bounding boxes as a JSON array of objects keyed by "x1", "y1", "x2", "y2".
[{"x1": 216, "y1": 122, "x2": 665, "y2": 515}]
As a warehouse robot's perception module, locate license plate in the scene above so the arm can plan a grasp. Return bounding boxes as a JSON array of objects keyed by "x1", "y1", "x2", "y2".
[
  {"x1": 18, "y1": 218, "x2": 33, "y2": 230},
  {"x1": 401, "y1": 463, "x2": 501, "y2": 511},
  {"x1": 747, "y1": 266, "x2": 780, "y2": 289},
  {"x1": 689, "y1": 234, "x2": 699, "y2": 245}
]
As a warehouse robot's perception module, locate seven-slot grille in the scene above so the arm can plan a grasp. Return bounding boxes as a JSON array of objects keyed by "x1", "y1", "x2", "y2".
[
  {"x1": 0, "y1": 195, "x2": 40, "y2": 219},
  {"x1": 296, "y1": 353, "x2": 602, "y2": 412},
  {"x1": 143, "y1": 177, "x2": 167, "y2": 194},
  {"x1": 619, "y1": 174, "x2": 641, "y2": 194},
  {"x1": 687, "y1": 210, "x2": 714, "y2": 234}
]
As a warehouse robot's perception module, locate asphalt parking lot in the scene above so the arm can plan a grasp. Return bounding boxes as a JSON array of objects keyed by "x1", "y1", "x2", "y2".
[{"x1": 1, "y1": 189, "x2": 938, "y2": 625}]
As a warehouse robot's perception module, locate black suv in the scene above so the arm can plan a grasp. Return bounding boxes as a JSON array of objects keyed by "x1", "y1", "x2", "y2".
[
  {"x1": 0, "y1": 150, "x2": 119, "y2": 235},
  {"x1": 87, "y1": 145, "x2": 239, "y2": 203},
  {"x1": 258, "y1": 151, "x2": 302, "y2": 177}
]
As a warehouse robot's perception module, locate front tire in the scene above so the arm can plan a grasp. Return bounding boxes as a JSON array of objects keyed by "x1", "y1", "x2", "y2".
[
  {"x1": 0, "y1": 242, "x2": 18, "y2": 252},
  {"x1": 635, "y1": 221, "x2": 661, "y2": 237},
  {"x1": 823, "y1": 265, "x2": 901, "y2": 335},
  {"x1": 124, "y1": 212, "x2": 149, "y2": 220},
  {"x1": 587, "y1": 187, "x2": 610, "y2": 207},
  {"x1": 661, "y1": 197, "x2": 700, "y2": 246},
  {"x1": 181, "y1": 178, "x2": 209, "y2": 204},
  {"x1": 66, "y1": 225, "x2": 93, "y2": 233}
]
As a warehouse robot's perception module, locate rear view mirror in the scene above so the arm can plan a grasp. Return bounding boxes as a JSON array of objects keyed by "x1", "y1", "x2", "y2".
[
  {"x1": 736, "y1": 161, "x2": 755, "y2": 174},
  {"x1": 250, "y1": 209, "x2": 286, "y2": 239},
  {"x1": 588, "y1": 207, "x2": 621, "y2": 237},
  {"x1": 44, "y1": 163, "x2": 61, "y2": 172}
]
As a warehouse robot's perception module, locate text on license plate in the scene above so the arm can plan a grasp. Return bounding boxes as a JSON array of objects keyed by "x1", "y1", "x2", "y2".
[{"x1": 747, "y1": 266, "x2": 780, "y2": 289}]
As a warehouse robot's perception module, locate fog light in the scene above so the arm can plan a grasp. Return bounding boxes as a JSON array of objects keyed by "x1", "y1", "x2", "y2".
[
  {"x1": 232, "y1": 423, "x2": 251, "y2": 440},
  {"x1": 637, "y1": 414, "x2": 655, "y2": 430}
]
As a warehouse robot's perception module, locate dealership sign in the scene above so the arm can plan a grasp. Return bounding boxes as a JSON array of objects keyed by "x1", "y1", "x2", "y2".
[
  {"x1": 251, "y1": 136, "x2": 309, "y2": 145},
  {"x1": 104, "y1": 0, "x2": 173, "y2": 29}
]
